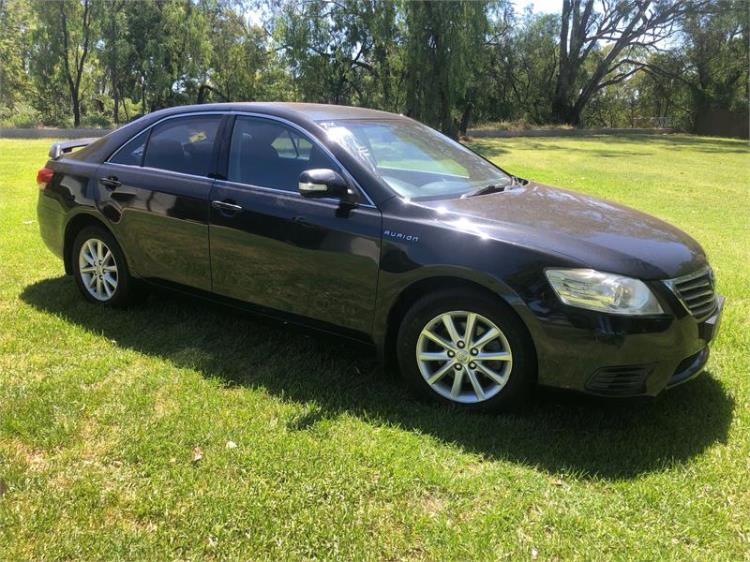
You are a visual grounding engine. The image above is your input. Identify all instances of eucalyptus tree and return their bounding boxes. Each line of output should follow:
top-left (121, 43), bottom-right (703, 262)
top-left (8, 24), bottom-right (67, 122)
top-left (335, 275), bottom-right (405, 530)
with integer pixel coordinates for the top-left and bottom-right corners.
top-left (32, 0), bottom-right (95, 126)
top-left (0, 0), bottom-right (33, 111)
top-left (679, 0), bottom-right (748, 117)
top-left (204, 6), bottom-right (268, 102)
top-left (403, 0), bottom-right (490, 137)
top-left (552, 0), bottom-right (696, 125)
top-left (96, 0), bottom-right (129, 123)
top-left (122, 0), bottom-right (212, 113)
top-left (626, 0), bottom-right (748, 129)
top-left (484, 9), bottom-right (559, 124)
top-left (270, 0), bottom-right (400, 108)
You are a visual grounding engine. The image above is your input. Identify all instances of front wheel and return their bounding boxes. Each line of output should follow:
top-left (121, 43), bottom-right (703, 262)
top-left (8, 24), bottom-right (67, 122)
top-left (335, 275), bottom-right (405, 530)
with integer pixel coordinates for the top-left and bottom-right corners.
top-left (397, 290), bottom-right (536, 413)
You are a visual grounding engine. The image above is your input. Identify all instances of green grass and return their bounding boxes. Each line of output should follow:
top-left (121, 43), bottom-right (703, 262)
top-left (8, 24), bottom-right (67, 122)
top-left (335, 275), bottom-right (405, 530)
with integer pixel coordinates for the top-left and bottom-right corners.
top-left (1, 134), bottom-right (748, 560)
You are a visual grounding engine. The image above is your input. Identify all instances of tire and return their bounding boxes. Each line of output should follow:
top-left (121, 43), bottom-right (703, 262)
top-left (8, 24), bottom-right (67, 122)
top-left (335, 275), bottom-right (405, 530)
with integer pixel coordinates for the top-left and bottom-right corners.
top-left (396, 289), bottom-right (536, 413)
top-left (72, 226), bottom-right (136, 307)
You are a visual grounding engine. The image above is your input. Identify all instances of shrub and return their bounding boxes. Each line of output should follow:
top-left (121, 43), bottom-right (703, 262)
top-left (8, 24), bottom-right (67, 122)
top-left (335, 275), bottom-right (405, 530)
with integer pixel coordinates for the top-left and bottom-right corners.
top-left (0, 103), bottom-right (43, 128)
top-left (81, 112), bottom-right (113, 128)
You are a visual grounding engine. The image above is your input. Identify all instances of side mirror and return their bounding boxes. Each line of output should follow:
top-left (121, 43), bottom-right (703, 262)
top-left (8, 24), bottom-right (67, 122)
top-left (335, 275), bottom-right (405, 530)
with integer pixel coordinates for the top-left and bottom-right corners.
top-left (298, 168), bottom-right (354, 200)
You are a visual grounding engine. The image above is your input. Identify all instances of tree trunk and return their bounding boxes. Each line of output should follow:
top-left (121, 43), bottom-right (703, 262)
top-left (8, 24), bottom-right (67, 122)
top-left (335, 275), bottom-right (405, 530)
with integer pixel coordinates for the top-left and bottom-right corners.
top-left (120, 86), bottom-right (129, 121)
top-left (551, 96), bottom-right (581, 125)
top-left (141, 77), bottom-right (147, 114)
top-left (113, 89), bottom-right (120, 125)
top-left (459, 101), bottom-right (474, 136)
top-left (552, 0), bottom-right (573, 124)
top-left (71, 88), bottom-right (81, 127)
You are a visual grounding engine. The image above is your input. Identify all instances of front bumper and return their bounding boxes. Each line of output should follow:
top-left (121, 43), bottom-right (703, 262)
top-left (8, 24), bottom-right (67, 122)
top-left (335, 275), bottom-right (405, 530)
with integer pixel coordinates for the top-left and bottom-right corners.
top-left (665, 295), bottom-right (724, 389)
top-left (532, 294), bottom-right (725, 397)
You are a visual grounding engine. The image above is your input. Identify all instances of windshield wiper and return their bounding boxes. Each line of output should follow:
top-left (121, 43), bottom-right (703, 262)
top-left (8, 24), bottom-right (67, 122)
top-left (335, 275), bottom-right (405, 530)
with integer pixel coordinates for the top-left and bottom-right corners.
top-left (461, 183), bottom-right (508, 198)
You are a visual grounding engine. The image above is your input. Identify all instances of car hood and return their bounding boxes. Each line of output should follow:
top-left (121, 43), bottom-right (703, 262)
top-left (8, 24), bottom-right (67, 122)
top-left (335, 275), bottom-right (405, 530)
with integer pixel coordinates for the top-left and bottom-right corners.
top-left (418, 182), bottom-right (707, 280)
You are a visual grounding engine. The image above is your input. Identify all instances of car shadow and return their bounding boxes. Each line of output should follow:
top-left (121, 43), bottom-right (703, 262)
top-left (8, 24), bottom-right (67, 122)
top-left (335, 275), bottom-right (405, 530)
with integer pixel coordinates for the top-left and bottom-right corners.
top-left (21, 276), bottom-right (734, 480)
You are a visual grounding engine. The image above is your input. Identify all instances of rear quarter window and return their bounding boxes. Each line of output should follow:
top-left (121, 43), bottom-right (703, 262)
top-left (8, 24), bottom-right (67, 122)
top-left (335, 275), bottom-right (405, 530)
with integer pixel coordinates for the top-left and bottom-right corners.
top-left (110, 130), bottom-right (148, 166)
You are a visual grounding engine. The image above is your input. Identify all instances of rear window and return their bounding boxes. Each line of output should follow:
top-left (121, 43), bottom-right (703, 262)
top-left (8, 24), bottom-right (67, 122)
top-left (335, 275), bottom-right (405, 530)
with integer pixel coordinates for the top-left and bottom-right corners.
top-left (142, 116), bottom-right (221, 176)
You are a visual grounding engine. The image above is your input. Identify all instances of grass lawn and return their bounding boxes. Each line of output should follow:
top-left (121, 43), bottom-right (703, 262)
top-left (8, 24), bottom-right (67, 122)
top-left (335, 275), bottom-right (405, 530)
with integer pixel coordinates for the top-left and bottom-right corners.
top-left (1, 134), bottom-right (748, 560)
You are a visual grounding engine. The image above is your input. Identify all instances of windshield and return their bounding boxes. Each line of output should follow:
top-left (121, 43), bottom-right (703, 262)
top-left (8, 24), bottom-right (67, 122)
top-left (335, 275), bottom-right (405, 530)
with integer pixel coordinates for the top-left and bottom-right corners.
top-left (317, 119), bottom-right (511, 200)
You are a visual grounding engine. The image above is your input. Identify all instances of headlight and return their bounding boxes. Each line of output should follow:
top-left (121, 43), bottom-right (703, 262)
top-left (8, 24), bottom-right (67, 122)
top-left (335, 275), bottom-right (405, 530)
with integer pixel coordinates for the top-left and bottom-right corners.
top-left (545, 269), bottom-right (664, 315)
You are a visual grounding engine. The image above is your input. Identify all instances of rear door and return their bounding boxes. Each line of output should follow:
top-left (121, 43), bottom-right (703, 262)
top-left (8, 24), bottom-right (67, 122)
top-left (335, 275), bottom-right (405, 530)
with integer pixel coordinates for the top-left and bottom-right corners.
top-left (208, 115), bottom-right (381, 334)
top-left (97, 114), bottom-right (223, 290)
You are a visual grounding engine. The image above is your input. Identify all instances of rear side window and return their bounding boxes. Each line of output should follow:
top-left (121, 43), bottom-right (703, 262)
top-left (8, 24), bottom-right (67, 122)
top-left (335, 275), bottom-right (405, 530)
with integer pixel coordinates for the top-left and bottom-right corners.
top-left (110, 130), bottom-right (148, 166)
top-left (228, 117), bottom-right (337, 191)
top-left (143, 116), bottom-right (221, 176)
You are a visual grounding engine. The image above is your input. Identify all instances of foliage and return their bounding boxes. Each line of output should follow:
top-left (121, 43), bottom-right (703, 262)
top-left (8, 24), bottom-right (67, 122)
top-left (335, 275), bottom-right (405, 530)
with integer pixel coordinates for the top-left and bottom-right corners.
top-left (0, 0), bottom-right (33, 109)
top-left (0, 101), bottom-right (42, 128)
top-left (31, 0), bottom-right (95, 127)
top-left (0, 0), bottom-right (746, 134)
top-left (403, 0), bottom-right (489, 136)
top-left (478, 9), bottom-right (559, 125)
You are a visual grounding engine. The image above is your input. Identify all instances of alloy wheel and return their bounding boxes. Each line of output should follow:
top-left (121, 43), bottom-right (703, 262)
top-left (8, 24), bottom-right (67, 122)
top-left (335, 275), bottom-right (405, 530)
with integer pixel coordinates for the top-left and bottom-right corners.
top-left (416, 310), bottom-right (513, 404)
top-left (78, 238), bottom-right (118, 301)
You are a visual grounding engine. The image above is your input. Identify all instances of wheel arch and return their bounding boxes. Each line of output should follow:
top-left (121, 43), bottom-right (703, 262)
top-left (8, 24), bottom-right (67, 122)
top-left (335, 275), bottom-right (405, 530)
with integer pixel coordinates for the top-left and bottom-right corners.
top-left (63, 213), bottom-right (118, 275)
top-left (379, 273), bottom-right (538, 374)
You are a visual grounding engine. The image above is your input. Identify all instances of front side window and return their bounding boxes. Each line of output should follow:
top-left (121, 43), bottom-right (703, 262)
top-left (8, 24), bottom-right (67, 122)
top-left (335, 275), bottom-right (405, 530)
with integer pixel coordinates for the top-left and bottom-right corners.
top-left (228, 117), bottom-right (336, 191)
top-left (318, 119), bottom-right (511, 200)
top-left (142, 115), bottom-right (221, 176)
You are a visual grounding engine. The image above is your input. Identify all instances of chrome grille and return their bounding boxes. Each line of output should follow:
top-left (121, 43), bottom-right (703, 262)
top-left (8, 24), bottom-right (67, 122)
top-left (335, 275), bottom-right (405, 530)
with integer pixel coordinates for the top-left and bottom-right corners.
top-left (665, 267), bottom-right (717, 320)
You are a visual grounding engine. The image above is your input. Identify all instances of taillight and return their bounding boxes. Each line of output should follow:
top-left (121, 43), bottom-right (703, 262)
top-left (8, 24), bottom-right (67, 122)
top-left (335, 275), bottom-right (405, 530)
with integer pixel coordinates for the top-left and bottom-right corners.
top-left (37, 167), bottom-right (54, 191)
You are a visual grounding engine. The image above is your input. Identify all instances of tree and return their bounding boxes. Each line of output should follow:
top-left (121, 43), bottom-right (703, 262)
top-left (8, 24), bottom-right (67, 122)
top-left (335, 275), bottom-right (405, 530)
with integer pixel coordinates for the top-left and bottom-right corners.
top-left (0, 0), bottom-right (33, 110)
top-left (122, 0), bottom-right (212, 113)
top-left (205, 8), bottom-right (266, 102)
top-left (356, 0), bottom-right (402, 111)
top-left (403, 0), bottom-right (489, 137)
top-left (271, 0), bottom-right (401, 107)
top-left (33, 0), bottom-right (95, 127)
top-left (96, 0), bottom-right (129, 124)
top-left (498, 10), bottom-right (559, 124)
top-left (552, 0), bottom-right (694, 125)
top-left (627, 0), bottom-right (748, 131)
top-left (680, 0), bottom-right (748, 116)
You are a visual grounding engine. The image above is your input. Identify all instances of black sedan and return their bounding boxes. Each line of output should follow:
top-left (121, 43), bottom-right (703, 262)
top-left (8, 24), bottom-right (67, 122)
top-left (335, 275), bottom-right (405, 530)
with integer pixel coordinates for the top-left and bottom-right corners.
top-left (36, 103), bottom-right (724, 412)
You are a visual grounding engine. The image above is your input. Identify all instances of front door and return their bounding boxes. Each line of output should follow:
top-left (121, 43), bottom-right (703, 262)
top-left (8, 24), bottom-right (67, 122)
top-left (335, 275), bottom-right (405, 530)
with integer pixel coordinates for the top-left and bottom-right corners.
top-left (208, 115), bottom-right (381, 334)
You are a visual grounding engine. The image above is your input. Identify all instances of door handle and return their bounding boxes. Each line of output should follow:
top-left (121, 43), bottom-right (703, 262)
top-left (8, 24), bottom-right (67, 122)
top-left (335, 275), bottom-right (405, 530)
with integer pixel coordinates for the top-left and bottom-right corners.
top-left (211, 200), bottom-right (243, 213)
top-left (111, 190), bottom-right (136, 201)
top-left (100, 176), bottom-right (121, 189)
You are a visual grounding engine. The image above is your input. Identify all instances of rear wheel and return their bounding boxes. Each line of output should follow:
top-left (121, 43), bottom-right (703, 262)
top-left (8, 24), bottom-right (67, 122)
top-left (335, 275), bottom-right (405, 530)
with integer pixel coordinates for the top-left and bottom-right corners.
top-left (397, 290), bottom-right (535, 413)
top-left (72, 226), bottom-right (135, 307)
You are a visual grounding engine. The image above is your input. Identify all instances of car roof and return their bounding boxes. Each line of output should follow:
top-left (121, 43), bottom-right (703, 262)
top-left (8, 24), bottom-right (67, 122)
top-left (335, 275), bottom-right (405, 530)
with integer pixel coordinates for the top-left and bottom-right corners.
top-left (149, 102), bottom-right (403, 124)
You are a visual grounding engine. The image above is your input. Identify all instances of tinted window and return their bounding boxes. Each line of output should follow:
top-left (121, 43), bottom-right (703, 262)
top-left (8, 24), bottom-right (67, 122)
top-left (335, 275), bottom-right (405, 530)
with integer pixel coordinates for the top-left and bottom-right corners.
top-left (111, 130), bottom-right (148, 166)
top-left (318, 119), bottom-right (510, 200)
top-left (143, 116), bottom-right (221, 176)
top-left (228, 117), bottom-right (336, 191)
top-left (271, 130), bottom-right (313, 160)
